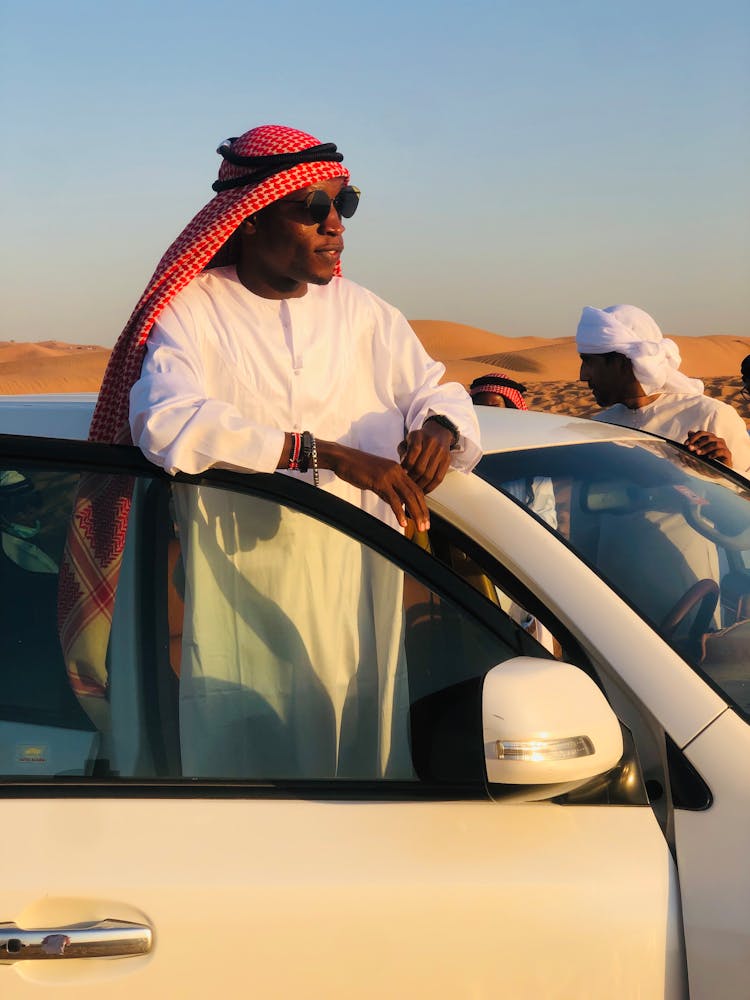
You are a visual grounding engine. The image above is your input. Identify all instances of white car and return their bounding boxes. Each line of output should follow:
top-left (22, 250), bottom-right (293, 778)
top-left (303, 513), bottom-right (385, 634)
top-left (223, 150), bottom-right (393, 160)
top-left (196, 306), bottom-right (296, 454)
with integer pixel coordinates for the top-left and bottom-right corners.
top-left (0, 394), bottom-right (748, 998)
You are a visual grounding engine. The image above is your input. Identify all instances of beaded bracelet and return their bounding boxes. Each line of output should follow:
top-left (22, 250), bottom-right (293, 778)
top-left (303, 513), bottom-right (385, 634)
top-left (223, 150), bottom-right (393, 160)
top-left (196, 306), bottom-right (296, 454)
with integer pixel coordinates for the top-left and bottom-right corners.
top-left (299, 431), bottom-right (320, 487)
top-left (287, 432), bottom-right (302, 470)
top-left (310, 435), bottom-right (319, 488)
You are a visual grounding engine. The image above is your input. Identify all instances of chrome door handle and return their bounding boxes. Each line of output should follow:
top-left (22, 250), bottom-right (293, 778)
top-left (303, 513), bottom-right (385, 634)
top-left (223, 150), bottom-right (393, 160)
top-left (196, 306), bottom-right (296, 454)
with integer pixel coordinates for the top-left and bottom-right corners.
top-left (0, 918), bottom-right (152, 961)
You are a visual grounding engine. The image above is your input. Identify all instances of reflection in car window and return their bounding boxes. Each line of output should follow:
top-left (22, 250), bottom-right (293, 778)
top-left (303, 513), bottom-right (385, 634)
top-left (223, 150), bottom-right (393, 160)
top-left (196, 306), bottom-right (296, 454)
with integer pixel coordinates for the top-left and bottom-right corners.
top-left (0, 467), bottom-right (97, 775)
top-left (171, 483), bottom-right (417, 780)
top-left (0, 465), bottom-right (530, 787)
top-left (423, 520), bottom-right (564, 660)
top-left (164, 483), bottom-right (530, 783)
top-left (477, 441), bottom-right (750, 718)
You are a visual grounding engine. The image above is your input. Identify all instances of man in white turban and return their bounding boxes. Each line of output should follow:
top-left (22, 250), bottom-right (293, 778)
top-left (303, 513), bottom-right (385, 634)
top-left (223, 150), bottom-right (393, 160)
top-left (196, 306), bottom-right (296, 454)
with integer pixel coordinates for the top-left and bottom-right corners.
top-left (576, 304), bottom-right (750, 475)
top-left (576, 304), bottom-right (750, 634)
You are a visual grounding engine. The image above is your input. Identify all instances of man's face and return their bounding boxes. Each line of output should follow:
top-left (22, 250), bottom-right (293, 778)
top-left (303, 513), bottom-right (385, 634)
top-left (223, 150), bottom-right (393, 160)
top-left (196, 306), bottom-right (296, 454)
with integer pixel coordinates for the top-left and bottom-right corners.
top-left (239, 177), bottom-right (348, 297)
top-left (579, 353), bottom-right (632, 407)
top-left (472, 392), bottom-right (509, 408)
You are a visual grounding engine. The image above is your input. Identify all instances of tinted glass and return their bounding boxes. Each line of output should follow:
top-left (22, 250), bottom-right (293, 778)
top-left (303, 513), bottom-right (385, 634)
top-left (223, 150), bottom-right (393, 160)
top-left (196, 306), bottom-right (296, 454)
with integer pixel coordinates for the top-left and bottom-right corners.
top-left (0, 466), bottom-right (95, 774)
top-left (0, 467), bottom-right (526, 786)
top-left (477, 441), bottom-right (750, 717)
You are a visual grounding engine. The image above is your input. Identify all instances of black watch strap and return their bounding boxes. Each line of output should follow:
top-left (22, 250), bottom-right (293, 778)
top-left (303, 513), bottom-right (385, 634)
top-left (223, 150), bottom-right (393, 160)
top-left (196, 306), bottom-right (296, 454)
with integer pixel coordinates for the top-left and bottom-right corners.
top-left (425, 414), bottom-right (460, 449)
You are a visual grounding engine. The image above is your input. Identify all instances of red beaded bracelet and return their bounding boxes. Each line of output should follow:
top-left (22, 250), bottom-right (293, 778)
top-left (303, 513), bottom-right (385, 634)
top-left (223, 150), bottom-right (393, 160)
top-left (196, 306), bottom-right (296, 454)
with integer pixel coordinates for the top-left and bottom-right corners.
top-left (287, 432), bottom-right (302, 470)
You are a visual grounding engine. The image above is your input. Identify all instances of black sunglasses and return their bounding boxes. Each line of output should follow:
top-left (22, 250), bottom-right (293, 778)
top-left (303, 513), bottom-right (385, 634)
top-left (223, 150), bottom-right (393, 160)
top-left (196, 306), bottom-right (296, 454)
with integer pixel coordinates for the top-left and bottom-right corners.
top-left (282, 185), bottom-right (360, 224)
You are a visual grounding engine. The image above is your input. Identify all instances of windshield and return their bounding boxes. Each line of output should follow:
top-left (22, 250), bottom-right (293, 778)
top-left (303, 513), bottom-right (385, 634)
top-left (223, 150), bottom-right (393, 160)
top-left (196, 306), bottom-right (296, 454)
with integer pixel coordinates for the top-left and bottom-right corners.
top-left (477, 440), bottom-right (750, 718)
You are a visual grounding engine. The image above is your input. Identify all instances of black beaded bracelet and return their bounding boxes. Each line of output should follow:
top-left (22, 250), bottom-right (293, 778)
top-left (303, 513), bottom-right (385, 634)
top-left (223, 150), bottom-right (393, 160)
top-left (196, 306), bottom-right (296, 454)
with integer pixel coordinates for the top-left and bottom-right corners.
top-left (299, 431), bottom-right (313, 473)
top-left (298, 431), bottom-right (320, 487)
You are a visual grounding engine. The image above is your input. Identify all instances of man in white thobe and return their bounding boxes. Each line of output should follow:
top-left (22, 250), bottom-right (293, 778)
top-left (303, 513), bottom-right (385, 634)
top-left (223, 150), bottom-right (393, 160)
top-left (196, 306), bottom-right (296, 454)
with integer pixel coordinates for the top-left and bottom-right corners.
top-left (577, 304), bottom-right (750, 475)
top-left (576, 303), bottom-right (749, 631)
top-left (127, 125), bottom-right (481, 779)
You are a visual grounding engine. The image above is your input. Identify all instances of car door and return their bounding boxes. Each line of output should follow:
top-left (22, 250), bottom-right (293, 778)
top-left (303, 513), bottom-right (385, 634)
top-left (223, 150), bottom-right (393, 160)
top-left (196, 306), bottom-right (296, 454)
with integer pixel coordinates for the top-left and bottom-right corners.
top-left (0, 435), bottom-right (686, 998)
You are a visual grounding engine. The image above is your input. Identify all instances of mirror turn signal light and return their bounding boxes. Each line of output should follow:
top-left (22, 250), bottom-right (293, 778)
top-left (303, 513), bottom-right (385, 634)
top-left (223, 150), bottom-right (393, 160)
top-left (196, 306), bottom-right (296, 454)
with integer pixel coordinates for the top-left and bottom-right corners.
top-left (492, 736), bottom-right (594, 762)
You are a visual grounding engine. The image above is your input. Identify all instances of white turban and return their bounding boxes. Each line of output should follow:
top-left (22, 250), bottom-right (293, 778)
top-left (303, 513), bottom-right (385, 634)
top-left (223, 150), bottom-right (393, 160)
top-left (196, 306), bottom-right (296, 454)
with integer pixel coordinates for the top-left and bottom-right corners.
top-left (576, 304), bottom-right (703, 397)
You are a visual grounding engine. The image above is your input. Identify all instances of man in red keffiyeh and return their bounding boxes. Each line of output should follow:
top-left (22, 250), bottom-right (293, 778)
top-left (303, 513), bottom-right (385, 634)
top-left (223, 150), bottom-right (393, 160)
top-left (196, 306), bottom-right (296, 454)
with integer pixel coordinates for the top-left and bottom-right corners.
top-left (469, 373), bottom-right (529, 411)
top-left (60, 124), bottom-right (480, 774)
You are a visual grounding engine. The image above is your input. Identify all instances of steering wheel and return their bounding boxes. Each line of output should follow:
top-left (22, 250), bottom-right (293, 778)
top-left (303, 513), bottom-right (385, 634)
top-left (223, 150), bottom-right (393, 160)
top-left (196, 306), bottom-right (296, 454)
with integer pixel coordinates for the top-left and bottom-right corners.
top-left (660, 578), bottom-right (719, 642)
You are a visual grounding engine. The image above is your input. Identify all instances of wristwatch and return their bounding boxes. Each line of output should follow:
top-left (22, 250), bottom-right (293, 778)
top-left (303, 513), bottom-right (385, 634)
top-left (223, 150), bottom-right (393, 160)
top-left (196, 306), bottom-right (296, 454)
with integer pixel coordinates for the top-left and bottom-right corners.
top-left (424, 414), bottom-right (460, 450)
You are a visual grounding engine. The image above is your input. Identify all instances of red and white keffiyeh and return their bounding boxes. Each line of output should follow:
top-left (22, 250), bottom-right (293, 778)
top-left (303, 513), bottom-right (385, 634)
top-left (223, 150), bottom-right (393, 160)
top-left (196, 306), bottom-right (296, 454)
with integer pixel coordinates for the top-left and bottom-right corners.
top-left (469, 373), bottom-right (528, 410)
top-left (93, 125), bottom-right (351, 444)
top-left (59, 125), bottom-right (351, 707)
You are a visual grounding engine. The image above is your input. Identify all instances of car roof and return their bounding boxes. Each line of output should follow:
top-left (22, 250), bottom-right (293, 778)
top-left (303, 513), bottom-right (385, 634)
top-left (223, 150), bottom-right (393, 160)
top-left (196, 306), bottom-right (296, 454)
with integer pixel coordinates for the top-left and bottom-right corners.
top-left (476, 406), bottom-right (648, 453)
top-left (0, 393), bottom-right (97, 440)
top-left (0, 392), bottom-right (651, 451)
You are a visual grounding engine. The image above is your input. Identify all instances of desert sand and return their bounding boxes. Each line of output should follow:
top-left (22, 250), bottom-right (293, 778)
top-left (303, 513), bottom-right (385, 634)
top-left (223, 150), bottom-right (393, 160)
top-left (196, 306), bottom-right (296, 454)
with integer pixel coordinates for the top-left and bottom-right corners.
top-left (0, 324), bottom-right (749, 425)
top-left (410, 320), bottom-right (750, 425)
top-left (0, 342), bottom-right (111, 396)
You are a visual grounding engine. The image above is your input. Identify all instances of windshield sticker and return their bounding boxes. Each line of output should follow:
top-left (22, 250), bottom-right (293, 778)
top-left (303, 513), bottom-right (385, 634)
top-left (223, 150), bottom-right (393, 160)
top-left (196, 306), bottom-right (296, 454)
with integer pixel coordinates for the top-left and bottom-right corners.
top-left (15, 744), bottom-right (48, 764)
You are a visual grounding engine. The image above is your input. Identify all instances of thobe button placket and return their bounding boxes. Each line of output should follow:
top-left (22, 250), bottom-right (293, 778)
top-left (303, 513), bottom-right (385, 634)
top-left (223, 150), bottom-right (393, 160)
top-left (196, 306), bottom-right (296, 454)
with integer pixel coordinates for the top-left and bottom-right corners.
top-left (291, 353), bottom-right (303, 432)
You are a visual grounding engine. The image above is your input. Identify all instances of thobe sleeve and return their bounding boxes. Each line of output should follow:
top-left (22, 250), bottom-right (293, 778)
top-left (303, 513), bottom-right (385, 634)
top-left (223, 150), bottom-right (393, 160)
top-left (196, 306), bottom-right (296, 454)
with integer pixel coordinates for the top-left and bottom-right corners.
top-left (530, 477), bottom-right (558, 529)
top-left (129, 311), bottom-right (285, 476)
top-left (380, 305), bottom-right (482, 473)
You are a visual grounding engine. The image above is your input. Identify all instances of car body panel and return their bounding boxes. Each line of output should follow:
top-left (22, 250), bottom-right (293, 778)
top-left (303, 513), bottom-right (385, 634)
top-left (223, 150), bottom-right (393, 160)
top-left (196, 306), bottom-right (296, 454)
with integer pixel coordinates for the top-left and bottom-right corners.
top-left (0, 395), bottom-right (96, 439)
top-left (0, 394), bottom-right (747, 995)
top-left (2, 799), bottom-right (684, 997)
top-left (0, 395), bottom-right (639, 450)
top-left (474, 406), bottom-right (652, 453)
top-left (675, 709), bottom-right (750, 999)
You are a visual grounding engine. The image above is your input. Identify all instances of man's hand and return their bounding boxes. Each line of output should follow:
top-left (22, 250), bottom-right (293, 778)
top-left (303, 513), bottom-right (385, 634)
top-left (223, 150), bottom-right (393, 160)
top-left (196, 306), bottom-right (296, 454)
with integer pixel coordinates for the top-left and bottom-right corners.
top-left (397, 422), bottom-right (453, 493)
top-left (685, 429), bottom-right (733, 468)
top-left (322, 441), bottom-right (431, 531)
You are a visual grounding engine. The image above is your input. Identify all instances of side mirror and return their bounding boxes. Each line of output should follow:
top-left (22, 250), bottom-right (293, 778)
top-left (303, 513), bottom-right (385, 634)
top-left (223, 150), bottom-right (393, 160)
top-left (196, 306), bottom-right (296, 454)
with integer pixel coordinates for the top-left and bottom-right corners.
top-left (483, 657), bottom-right (623, 801)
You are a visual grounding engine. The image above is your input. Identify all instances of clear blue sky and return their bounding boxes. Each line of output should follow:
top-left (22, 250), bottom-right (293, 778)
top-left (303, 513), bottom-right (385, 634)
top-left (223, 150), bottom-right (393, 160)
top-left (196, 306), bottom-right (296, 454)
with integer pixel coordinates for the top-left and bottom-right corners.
top-left (1, 0), bottom-right (748, 345)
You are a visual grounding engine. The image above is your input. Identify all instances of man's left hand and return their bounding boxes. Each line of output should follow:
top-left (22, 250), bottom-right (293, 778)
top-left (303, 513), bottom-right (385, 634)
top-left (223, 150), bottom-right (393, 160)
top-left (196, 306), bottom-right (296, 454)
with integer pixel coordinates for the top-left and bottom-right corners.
top-left (685, 430), bottom-right (733, 467)
top-left (398, 422), bottom-right (453, 493)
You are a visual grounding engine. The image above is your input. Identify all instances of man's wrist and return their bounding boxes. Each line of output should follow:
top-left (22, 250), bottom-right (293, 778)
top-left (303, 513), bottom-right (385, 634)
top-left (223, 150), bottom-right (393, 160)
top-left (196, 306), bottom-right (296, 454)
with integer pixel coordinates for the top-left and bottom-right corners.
top-left (424, 414), bottom-right (460, 449)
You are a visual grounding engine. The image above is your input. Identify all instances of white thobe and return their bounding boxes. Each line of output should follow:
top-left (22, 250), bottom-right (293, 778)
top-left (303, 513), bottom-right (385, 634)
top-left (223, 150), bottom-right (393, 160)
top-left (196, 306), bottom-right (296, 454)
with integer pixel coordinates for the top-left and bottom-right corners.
top-left (594, 392), bottom-right (750, 477)
top-left (592, 392), bottom-right (750, 631)
top-left (129, 267), bottom-right (481, 779)
top-left (503, 478), bottom-right (557, 652)
top-left (504, 477), bottom-right (557, 530)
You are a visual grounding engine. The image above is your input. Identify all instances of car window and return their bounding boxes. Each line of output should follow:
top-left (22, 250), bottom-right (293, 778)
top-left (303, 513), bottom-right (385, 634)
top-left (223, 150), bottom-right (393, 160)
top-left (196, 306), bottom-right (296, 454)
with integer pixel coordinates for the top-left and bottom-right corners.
top-left (0, 466), bottom-right (95, 773)
top-left (420, 514), bottom-right (567, 662)
top-left (0, 462), bottom-right (535, 789)
top-left (477, 440), bottom-right (750, 719)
